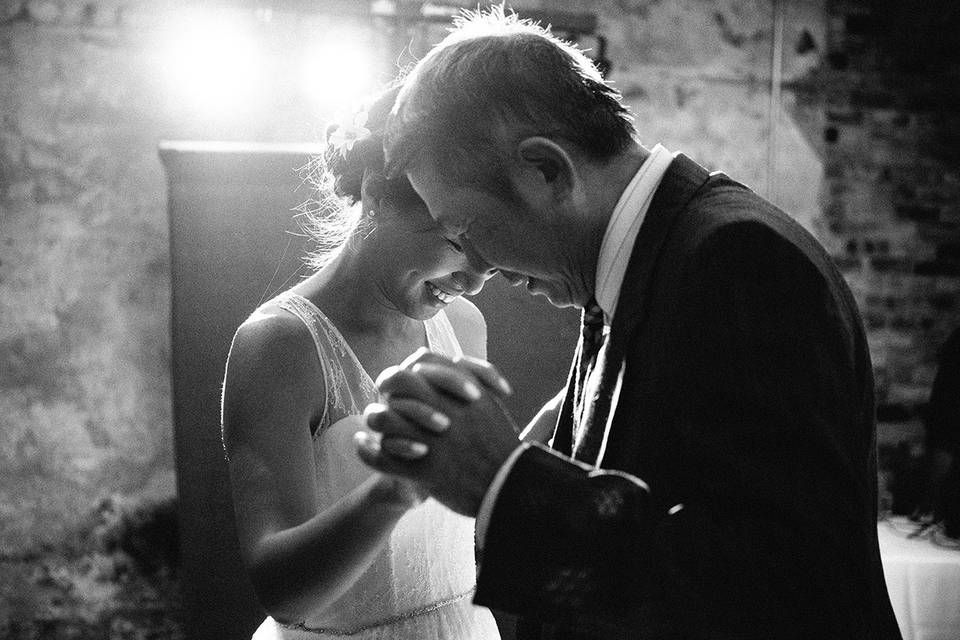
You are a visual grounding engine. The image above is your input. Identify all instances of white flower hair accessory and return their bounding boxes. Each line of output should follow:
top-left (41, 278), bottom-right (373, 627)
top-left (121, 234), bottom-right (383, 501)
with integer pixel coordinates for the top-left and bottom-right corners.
top-left (328, 111), bottom-right (372, 159)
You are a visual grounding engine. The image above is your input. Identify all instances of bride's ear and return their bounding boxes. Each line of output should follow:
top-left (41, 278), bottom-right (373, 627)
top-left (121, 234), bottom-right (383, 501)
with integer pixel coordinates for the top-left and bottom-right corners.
top-left (511, 137), bottom-right (576, 204)
top-left (360, 169), bottom-right (387, 213)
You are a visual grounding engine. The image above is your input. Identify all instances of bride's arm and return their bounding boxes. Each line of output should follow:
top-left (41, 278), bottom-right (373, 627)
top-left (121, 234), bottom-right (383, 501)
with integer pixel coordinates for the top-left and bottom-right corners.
top-left (221, 310), bottom-right (418, 624)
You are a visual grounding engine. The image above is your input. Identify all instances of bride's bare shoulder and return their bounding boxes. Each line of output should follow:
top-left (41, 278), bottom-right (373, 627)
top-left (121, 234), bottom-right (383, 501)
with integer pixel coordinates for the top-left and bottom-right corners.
top-left (224, 302), bottom-right (324, 415)
top-left (230, 302), bottom-right (314, 366)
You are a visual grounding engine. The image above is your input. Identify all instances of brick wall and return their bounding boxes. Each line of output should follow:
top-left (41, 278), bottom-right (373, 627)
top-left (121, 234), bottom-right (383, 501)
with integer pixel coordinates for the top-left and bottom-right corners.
top-left (783, 0), bottom-right (960, 430)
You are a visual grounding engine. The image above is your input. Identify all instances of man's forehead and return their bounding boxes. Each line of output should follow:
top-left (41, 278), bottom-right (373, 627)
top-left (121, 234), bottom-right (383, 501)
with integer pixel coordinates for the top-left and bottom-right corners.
top-left (408, 163), bottom-right (498, 234)
top-left (409, 166), bottom-right (467, 206)
top-left (433, 209), bottom-right (469, 236)
top-left (407, 159), bottom-right (452, 193)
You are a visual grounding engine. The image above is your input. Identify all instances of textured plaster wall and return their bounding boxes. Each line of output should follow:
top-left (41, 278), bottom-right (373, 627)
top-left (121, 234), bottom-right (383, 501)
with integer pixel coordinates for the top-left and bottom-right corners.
top-left (1, 0), bottom-right (958, 636)
top-left (1, 2), bottom-right (180, 635)
top-left (1, 23), bottom-right (172, 555)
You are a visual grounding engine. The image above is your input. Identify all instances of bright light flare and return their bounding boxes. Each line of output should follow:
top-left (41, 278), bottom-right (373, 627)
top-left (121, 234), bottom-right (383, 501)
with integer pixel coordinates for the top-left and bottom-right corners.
top-left (302, 37), bottom-right (378, 110)
top-left (163, 12), bottom-right (264, 116)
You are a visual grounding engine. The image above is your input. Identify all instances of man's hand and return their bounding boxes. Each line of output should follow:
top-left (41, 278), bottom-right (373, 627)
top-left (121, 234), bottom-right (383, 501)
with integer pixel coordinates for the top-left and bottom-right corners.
top-left (356, 349), bottom-right (520, 517)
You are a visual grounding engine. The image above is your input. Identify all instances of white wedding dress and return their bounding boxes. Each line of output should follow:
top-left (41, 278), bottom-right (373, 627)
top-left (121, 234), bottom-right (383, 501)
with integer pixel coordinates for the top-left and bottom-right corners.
top-left (251, 291), bottom-right (501, 640)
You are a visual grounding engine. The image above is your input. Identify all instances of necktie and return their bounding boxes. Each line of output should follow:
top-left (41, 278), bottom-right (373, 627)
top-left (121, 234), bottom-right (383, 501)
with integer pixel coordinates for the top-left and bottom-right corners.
top-left (574, 298), bottom-right (605, 425)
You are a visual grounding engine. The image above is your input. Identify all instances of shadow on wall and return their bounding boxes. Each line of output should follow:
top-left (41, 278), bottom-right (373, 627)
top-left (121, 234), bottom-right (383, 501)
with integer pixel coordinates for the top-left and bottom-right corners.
top-left (0, 495), bottom-right (183, 640)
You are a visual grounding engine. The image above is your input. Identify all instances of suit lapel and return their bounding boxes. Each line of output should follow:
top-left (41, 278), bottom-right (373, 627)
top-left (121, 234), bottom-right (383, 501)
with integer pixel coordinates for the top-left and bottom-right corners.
top-left (551, 341), bottom-right (580, 456)
top-left (572, 154), bottom-right (711, 466)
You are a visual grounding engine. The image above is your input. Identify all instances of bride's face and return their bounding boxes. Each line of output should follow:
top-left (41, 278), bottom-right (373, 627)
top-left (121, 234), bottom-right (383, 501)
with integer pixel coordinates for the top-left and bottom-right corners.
top-left (365, 198), bottom-right (491, 320)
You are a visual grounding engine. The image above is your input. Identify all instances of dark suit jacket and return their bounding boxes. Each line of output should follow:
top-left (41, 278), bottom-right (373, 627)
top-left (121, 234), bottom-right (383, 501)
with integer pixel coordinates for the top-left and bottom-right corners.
top-left (474, 155), bottom-right (902, 639)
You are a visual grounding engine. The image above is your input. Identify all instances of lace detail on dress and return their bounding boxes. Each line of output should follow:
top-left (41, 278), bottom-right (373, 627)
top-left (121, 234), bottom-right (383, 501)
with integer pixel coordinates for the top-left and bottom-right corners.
top-left (275, 292), bottom-right (378, 430)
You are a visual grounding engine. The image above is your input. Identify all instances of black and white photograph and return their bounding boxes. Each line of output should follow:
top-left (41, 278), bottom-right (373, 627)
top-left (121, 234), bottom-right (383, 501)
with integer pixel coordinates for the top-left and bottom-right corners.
top-left (1, 1), bottom-right (958, 638)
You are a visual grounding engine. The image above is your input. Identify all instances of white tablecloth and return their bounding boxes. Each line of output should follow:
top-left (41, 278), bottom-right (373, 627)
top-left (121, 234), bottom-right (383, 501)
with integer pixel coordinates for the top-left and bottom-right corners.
top-left (879, 518), bottom-right (960, 640)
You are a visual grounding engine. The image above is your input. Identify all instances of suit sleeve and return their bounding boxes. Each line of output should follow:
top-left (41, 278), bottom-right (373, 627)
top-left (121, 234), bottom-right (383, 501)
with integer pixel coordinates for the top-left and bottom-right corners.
top-left (475, 443), bottom-right (658, 636)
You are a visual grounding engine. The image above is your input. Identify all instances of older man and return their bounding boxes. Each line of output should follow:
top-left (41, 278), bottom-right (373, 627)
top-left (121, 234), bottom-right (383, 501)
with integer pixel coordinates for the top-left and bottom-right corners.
top-left (358, 8), bottom-right (901, 640)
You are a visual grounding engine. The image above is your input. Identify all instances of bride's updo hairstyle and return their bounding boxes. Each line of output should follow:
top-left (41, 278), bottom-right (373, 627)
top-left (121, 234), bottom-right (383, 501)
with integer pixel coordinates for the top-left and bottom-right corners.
top-left (300, 83), bottom-right (421, 269)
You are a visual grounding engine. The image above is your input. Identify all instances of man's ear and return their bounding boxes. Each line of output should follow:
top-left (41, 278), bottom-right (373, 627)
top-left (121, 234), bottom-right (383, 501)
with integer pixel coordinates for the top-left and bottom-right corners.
top-left (513, 137), bottom-right (576, 203)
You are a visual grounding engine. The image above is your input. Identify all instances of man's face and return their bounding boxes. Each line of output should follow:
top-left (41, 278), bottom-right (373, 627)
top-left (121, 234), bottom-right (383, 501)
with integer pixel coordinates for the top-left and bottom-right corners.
top-left (406, 160), bottom-right (583, 308)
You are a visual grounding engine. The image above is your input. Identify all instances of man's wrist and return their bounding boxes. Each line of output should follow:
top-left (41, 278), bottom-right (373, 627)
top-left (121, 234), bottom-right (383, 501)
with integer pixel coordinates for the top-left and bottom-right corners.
top-left (475, 442), bottom-right (530, 550)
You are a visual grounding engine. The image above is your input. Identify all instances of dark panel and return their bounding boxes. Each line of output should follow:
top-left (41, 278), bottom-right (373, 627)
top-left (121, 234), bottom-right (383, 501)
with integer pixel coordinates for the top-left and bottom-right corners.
top-left (161, 142), bottom-right (317, 640)
top-left (473, 278), bottom-right (580, 426)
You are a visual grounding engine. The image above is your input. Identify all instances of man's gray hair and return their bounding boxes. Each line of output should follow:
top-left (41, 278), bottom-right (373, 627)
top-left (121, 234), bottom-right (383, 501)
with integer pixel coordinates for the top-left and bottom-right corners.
top-left (384, 5), bottom-right (635, 194)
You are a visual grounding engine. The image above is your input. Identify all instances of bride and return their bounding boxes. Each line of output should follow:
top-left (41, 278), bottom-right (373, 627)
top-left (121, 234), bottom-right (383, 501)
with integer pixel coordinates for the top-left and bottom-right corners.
top-left (220, 84), bottom-right (501, 639)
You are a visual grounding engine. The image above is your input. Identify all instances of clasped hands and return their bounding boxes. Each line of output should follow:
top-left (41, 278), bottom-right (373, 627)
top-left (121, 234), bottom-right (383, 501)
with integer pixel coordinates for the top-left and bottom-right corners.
top-left (356, 348), bottom-right (520, 517)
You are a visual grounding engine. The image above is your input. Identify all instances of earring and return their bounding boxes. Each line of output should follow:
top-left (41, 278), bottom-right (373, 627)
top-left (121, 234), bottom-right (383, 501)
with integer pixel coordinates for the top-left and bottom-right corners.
top-left (366, 209), bottom-right (377, 218)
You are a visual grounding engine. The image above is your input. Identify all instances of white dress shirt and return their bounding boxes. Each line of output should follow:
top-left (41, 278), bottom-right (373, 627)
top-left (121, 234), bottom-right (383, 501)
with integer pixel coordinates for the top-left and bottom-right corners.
top-left (475, 144), bottom-right (676, 547)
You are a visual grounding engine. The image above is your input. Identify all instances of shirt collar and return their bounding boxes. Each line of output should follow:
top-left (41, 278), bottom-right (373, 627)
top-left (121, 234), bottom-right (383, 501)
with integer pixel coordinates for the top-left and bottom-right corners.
top-left (594, 144), bottom-right (675, 322)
